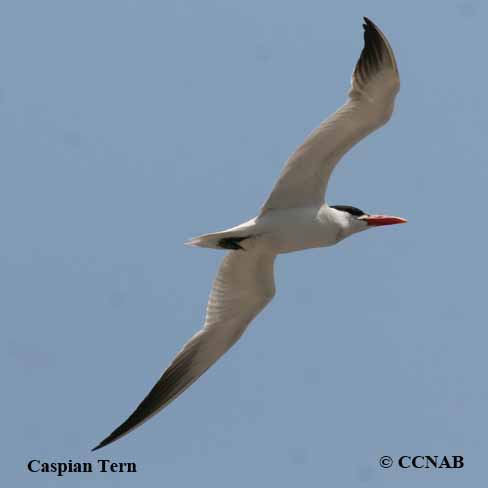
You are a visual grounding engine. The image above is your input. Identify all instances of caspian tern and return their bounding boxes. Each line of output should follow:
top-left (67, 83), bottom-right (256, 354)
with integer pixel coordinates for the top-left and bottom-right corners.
top-left (93, 17), bottom-right (405, 451)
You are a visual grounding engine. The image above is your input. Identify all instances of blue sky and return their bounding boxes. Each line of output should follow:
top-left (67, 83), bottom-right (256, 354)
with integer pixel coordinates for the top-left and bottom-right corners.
top-left (2, 0), bottom-right (486, 486)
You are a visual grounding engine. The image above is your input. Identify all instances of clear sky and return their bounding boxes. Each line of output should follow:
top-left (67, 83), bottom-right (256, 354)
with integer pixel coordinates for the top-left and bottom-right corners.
top-left (2, 0), bottom-right (486, 486)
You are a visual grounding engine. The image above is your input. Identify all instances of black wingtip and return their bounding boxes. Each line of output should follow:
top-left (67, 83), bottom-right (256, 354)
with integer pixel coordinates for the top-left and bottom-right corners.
top-left (91, 435), bottom-right (114, 452)
top-left (362, 17), bottom-right (377, 32)
top-left (91, 443), bottom-right (103, 452)
top-left (91, 433), bottom-right (118, 452)
top-left (353, 15), bottom-right (386, 83)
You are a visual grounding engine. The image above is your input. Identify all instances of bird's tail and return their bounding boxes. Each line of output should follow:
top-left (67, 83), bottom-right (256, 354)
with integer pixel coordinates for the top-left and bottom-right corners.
top-left (185, 231), bottom-right (225, 249)
top-left (186, 229), bottom-right (253, 250)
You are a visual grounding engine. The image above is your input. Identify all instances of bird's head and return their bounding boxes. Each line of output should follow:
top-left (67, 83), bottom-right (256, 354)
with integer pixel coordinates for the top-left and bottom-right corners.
top-left (330, 205), bottom-right (407, 239)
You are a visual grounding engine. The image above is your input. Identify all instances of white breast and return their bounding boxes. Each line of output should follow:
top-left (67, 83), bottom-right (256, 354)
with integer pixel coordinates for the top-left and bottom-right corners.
top-left (254, 206), bottom-right (342, 254)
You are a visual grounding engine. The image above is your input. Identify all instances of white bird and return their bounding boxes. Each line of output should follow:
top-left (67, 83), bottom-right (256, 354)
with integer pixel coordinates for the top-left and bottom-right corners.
top-left (93, 17), bottom-right (405, 451)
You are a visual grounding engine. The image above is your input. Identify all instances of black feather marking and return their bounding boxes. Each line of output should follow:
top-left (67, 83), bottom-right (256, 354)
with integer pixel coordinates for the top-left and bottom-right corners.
top-left (354, 17), bottom-right (387, 83)
top-left (218, 236), bottom-right (251, 250)
top-left (330, 205), bottom-right (366, 217)
top-left (92, 344), bottom-right (197, 451)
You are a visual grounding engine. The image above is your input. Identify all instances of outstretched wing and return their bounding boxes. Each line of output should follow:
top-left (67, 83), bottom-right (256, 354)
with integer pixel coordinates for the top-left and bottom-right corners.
top-left (93, 250), bottom-right (276, 451)
top-left (260, 17), bottom-right (400, 214)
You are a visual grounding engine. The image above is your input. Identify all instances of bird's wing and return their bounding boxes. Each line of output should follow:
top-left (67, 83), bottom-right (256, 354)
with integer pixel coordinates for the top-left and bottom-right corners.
top-left (93, 250), bottom-right (276, 451)
top-left (260, 17), bottom-right (400, 215)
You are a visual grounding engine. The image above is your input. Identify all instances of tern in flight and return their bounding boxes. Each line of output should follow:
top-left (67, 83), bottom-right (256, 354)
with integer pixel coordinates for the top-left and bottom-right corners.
top-left (93, 17), bottom-right (405, 451)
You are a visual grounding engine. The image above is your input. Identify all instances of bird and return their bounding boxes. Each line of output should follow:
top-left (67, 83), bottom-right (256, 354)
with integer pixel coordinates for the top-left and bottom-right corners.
top-left (93, 17), bottom-right (405, 451)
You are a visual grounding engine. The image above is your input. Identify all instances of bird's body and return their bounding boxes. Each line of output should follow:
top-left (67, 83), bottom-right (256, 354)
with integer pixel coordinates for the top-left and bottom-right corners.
top-left (189, 205), bottom-right (355, 254)
top-left (258, 205), bottom-right (346, 252)
top-left (93, 17), bottom-right (406, 451)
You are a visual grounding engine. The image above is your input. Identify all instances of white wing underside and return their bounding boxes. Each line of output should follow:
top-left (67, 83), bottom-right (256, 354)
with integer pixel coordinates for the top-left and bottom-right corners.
top-left (93, 251), bottom-right (276, 450)
top-left (260, 18), bottom-right (400, 214)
